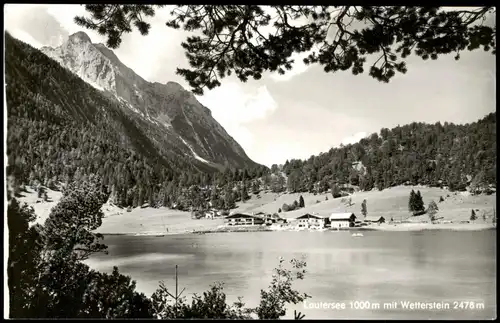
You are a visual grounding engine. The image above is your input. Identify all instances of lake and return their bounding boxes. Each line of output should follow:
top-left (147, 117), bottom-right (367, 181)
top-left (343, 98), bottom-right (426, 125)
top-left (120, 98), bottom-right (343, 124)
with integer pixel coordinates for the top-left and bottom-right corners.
top-left (86, 230), bottom-right (496, 320)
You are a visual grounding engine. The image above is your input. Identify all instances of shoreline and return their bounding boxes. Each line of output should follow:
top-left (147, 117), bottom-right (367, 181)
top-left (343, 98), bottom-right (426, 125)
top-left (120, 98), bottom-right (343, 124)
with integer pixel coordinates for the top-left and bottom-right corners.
top-left (21, 185), bottom-right (496, 237)
top-left (98, 223), bottom-right (496, 236)
top-left (357, 222), bottom-right (496, 232)
top-left (99, 225), bottom-right (274, 236)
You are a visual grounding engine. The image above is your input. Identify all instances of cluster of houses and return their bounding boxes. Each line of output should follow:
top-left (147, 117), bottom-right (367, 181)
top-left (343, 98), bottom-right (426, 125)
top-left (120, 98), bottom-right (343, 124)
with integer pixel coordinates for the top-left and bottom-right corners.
top-left (222, 211), bottom-right (385, 230)
top-left (203, 209), bottom-right (226, 219)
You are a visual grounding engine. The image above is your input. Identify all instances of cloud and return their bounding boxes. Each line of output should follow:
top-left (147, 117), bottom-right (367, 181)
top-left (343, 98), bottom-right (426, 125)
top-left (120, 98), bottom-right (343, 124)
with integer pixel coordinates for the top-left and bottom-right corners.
top-left (5, 4), bottom-right (186, 85)
top-left (5, 28), bottom-right (44, 49)
top-left (196, 83), bottom-right (278, 150)
top-left (269, 50), bottom-right (314, 82)
top-left (105, 6), bottom-right (187, 84)
top-left (4, 4), bottom-right (67, 48)
top-left (341, 132), bottom-right (367, 146)
top-left (41, 5), bottom-right (182, 83)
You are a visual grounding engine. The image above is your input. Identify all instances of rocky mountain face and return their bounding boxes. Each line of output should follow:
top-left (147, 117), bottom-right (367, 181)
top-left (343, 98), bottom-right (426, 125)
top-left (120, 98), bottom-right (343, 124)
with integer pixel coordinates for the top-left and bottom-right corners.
top-left (40, 31), bottom-right (258, 170)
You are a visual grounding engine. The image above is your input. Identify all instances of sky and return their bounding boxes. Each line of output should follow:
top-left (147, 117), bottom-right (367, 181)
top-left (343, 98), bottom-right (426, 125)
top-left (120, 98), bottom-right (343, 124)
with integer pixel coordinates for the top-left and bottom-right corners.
top-left (4, 5), bottom-right (496, 167)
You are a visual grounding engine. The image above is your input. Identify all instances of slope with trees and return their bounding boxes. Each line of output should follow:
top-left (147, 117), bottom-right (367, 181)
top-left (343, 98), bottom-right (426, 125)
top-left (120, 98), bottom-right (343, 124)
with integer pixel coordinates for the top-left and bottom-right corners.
top-left (280, 114), bottom-right (496, 195)
top-left (7, 178), bottom-right (309, 319)
top-left (65, 5), bottom-right (496, 204)
top-left (7, 6), bottom-right (497, 215)
top-left (5, 32), bottom-right (269, 211)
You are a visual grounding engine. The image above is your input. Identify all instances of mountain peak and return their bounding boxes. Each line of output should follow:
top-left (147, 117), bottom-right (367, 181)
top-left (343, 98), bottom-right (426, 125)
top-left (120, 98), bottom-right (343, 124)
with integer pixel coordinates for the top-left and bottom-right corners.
top-left (68, 31), bottom-right (92, 44)
top-left (165, 81), bottom-right (186, 92)
top-left (94, 43), bottom-right (121, 65)
top-left (9, 33), bottom-right (260, 172)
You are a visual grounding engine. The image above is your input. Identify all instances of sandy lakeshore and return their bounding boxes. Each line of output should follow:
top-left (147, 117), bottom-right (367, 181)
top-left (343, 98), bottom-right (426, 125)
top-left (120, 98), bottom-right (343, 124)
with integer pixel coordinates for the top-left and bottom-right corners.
top-left (18, 185), bottom-right (497, 236)
top-left (94, 209), bottom-right (496, 235)
top-left (360, 222), bottom-right (496, 232)
top-left (96, 207), bottom-right (224, 235)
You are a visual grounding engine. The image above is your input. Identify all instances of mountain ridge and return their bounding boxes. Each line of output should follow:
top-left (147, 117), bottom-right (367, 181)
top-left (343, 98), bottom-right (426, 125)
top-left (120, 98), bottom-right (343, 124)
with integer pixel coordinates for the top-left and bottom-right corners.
top-left (5, 31), bottom-right (269, 210)
top-left (40, 31), bottom-right (258, 170)
top-left (6, 31), bottom-right (495, 213)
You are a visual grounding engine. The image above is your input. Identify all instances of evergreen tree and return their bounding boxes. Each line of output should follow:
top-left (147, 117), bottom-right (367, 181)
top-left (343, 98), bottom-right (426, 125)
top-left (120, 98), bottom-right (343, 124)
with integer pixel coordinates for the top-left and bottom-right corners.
top-left (263, 175), bottom-right (272, 190)
top-left (470, 209), bottom-right (477, 222)
top-left (408, 190), bottom-right (416, 212)
top-left (162, 189), bottom-right (170, 207)
top-left (299, 195), bottom-right (305, 208)
top-left (148, 189), bottom-right (155, 207)
top-left (37, 186), bottom-right (45, 199)
top-left (470, 170), bottom-right (487, 195)
top-left (415, 190), bottom-right (425, 212)
top-left (132, 192), bottom-right (139, 208)
top-left (361, 199), bottom-right (367, 218)
top-left (252, 180), bottom-right (260, 194)
top-left (210, 187), bottom-right (219, 208)
top-left (8, 198), bottom-right (43, 318)
top-left (331, 183), bottom-right (341, 199)
top-left (427, 200), bottom-right (438, 221)
top-left (44, 176), bottom-right (109, 261)
top-left (223, 186), bottom-right (235, 210)
top-left (240, 183), bottom-right (249, 202)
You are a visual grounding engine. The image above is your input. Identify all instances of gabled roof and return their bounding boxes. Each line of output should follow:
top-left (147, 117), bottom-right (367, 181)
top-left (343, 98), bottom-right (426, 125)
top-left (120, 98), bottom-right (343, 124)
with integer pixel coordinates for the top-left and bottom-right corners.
top-left (363, 215), bottom-right (385, 221)
top-left (296, 213), bottom-right (325, 220)
top-left (329, 213), bottom-right (356, 220)
top-left (225, 213), bottom-right (259, 219)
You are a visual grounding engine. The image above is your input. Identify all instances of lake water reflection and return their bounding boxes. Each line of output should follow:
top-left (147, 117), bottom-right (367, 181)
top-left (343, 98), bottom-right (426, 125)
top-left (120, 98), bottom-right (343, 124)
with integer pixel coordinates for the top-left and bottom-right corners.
top-left (86, 230), bottom-right (496, 319)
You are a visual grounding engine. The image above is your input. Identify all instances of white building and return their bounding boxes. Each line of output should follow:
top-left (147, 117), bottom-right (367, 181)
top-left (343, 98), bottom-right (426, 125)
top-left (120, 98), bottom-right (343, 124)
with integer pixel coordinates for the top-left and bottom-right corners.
top-left (295, 213), bottom-right (327, 229)
top-left (329, 213), bottom-right (356, 229)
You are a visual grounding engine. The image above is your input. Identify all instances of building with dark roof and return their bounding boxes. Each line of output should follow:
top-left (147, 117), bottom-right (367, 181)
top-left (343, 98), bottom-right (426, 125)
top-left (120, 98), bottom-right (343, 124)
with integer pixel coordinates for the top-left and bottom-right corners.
top-left (224, 213), bottom-right (265, 226)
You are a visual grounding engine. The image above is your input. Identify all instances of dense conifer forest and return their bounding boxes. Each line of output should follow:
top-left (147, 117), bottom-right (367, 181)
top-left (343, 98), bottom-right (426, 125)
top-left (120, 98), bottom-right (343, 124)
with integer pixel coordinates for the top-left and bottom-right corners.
top-left (281, 113), bottom-right (496, 194)
top-left (5, 32), bottom-right (268, 211)
top-left (6, 32), bottom-right (496, 215)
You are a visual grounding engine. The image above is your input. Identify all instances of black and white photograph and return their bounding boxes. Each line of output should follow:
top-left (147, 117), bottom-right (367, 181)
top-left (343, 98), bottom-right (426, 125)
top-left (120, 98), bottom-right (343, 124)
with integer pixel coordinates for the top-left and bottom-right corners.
top-left (4, 4), bottom-right (496, 320)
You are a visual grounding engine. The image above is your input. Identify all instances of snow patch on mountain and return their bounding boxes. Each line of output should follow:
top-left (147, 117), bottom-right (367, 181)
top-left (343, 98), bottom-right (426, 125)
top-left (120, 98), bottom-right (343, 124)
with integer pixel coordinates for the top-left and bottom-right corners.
top-left (87, 78), bottom-right (105, 92)
top-left (117, 96), bottom-right (140, 115)
top-left (181, 106), bottom-right (205, 149)
top-left (134, 85), bottom-right (142, 99)
top-left (179, 137), bottom-right (210, 164)
top-left (39, 31), bottom-right (259, 169)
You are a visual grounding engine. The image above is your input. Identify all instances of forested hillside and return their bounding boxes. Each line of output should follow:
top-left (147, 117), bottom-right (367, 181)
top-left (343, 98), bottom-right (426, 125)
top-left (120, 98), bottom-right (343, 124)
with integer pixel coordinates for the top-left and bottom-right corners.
top-left (5, 32), bottom-right (268, 210)
top-left (5, 32), bottom-right (495, 213)
top-left (40, 31), bottom-right (260, 170)
top-left (281, 113), bottom-right (496, 194)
